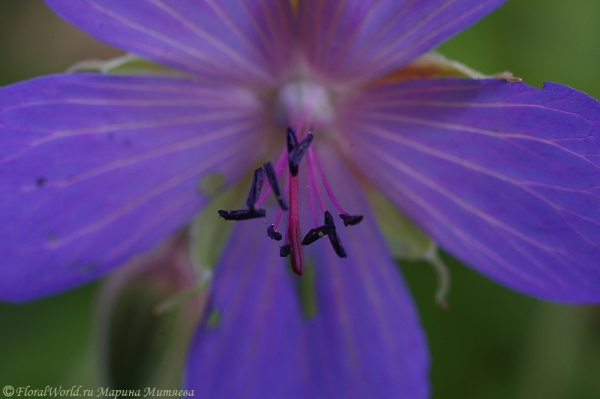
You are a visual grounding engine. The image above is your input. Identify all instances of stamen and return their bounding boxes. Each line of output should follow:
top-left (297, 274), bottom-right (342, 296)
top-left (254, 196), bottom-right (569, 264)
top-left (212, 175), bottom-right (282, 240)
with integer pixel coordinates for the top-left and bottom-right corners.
top-left (324, 211), bottom-right (347, 258)
top-left (256, 147), bottom-right (287, 208)
top-left (311, 147), bottom-right (363, 227)
top-left (267, 224), bottom-right (283, 241)
top-left (287, 126), bottom-right (314, 176)
top-left (301, 225), bottom-right (334, 245)
top-left (340, 213), bottom-right (363, 226)
top-left (307, 147), bottom-right (326, 213)
top-left (218, 209), bottom-right (266, 220)
top-left (306, 159), bottom-right (320, 227)
top-left (279, 244), bottom-right (291, 257)
top-left (246, 167), bottom-right (266, 210)
top-left (288, 133), bottom-right (314, 176)
top-left (219, 167), bottom-right (267, 221)
top-left (287, 127), bottom-right (298, 154)
top-left (265, 170), bottom-right (288, 240)
top-left (263, 161), bottom-right (288, 210)
top-left (274, 172), bottom-right (289, 227)
top-left (219, 126), bottom-right (363, 268)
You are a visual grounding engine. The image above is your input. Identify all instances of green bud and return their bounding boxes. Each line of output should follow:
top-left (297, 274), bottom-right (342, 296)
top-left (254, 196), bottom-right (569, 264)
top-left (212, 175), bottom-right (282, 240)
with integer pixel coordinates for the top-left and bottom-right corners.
top-left (96, 233), bottom-right (204, 392)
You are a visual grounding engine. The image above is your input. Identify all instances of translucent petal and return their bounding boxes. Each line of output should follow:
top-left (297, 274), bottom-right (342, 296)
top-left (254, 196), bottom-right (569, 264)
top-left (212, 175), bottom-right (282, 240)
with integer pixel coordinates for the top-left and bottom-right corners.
top-left (341, 78), bottom-right (600, 303)
top-left (0, 73), bottom-right (261, 301)
top-left (299, 0), bottom-right (505, 84)
top-left (45, 0), bottom-right (295, 85)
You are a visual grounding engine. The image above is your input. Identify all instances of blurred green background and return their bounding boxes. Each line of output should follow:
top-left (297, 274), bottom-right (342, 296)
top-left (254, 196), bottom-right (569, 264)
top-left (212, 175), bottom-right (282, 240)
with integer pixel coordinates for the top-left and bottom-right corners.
top-left (1, 1), bottom-right (600, 398)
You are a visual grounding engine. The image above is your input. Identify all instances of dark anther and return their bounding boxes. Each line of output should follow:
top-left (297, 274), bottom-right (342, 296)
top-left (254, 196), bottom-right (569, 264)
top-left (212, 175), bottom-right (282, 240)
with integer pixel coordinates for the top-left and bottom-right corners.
top-left (324, 211), bottom-right (347, 258)
top-left (246, 167), bottom-right (266, 210)
top-left (279, 244), bottom-right (291, 257)
top-left (287, 127), bottom-right (298, 154)
top-left (267, 224), bottom-right (283, 241)
top-left (301, 225), bottom-right (335, 246)
top-left (218, 209), bottom-right (266, 221)
top-left (292, 134), bottom-right (314, 162)
top-left (288, 133), bottom-right (314, 176)
top-left (286, 127), bottom-right (314, 177)
top-left (340, 213), bottom-right (363, 226)
top-left (328, 229), bottom-right (347, 258)
top-left (263, 162), bottom-right (288, 210)
top-left (324, 210), bottom-right (335, 226)
top-left (219, 167), bottom-right (268, 221)
top-left (36, 176), bottom-right (47, 187)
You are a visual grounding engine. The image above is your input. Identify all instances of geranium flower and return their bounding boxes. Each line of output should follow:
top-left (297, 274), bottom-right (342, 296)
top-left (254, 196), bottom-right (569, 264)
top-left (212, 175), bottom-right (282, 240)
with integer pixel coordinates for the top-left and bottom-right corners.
top-left (1, 1), bottom-right (600, 398)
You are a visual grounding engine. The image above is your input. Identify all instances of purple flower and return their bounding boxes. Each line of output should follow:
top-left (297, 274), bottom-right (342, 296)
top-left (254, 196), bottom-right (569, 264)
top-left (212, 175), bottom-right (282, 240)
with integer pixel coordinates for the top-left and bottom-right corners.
top-left (1, 0), bottom-right (600, 398)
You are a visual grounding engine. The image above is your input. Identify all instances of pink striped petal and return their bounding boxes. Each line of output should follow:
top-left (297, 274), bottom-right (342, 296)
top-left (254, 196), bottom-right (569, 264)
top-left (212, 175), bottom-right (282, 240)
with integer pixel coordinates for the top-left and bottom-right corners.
top-left (299, 0), bottom-right (505, 84)
top-left (45, 0), bottom-right (295, 85)
top-left (0, 73), bottom-right (261, 301)
top-left (340, 78), bottom-right (600, 303)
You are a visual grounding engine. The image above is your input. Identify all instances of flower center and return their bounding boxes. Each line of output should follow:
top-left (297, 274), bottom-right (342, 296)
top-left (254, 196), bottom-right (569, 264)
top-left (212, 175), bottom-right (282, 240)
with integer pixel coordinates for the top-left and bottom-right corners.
top-left (218, 126), bottom-right (363, 276)
top-left (272, 80), bottom-right (336, 128)
top-left (218, 81), bottom-right (362, 276)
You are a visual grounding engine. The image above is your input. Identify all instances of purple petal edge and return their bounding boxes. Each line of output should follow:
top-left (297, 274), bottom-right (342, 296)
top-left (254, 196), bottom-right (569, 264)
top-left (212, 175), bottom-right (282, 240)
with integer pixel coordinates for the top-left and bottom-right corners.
top-left (0, 73), bottom-right (260, 301)
top-left (343, 78), bottom-right (600, 303)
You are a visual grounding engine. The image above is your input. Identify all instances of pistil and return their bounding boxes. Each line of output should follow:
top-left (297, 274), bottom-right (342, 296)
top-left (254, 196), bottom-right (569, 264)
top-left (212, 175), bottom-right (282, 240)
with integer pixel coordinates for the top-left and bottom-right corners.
top-left (287, 172), bottom-right (304, 275)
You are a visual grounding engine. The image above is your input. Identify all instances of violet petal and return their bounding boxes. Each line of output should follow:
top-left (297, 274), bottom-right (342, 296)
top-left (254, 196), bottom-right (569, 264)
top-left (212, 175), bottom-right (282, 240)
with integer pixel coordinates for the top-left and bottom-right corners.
top-left (299, 0), bottom-right (505, 84)
top-left (0, 73), bottom-right (260, 301)
top-left (186, 153), bottom-right (430, 398)
top-left (45, 0), bottom-right (295, 85)
top-left (342, 78), bottom-right (600, 303)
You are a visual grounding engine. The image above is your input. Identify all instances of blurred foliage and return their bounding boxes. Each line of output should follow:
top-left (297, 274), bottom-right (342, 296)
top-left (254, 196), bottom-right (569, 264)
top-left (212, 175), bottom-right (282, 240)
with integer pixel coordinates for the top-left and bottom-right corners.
top-left (1, 1), bottom-right (600, 398)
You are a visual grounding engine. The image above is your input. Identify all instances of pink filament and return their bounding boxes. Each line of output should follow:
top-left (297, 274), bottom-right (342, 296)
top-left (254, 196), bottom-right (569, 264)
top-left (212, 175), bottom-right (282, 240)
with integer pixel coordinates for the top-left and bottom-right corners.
top-left (272, 170), bottom-right (289, 230)
top-left (306, 160), bottom-right (319, 228)
top-left (308, 147), bottom-right (326, 213)
top-left (311, 146), bottom-right (346, 215)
